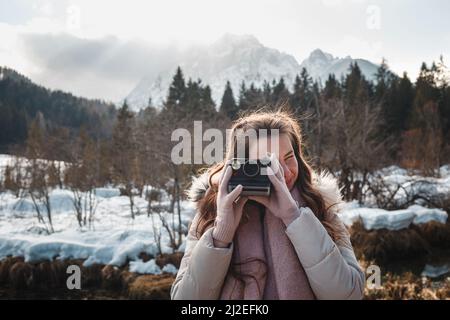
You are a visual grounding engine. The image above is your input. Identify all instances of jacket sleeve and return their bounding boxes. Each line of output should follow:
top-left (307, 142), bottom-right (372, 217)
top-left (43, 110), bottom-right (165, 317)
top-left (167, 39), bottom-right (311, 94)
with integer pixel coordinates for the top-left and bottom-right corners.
top-left (285, 207), bottom-right (365, 300)
top-left (171, 215), bottom-right (233, 300)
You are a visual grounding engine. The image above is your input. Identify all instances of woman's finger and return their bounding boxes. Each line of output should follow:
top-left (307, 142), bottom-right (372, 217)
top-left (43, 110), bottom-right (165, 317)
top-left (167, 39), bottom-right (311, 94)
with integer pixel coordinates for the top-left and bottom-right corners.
top-left (269, 153), bottom-right (284, 181)
top-left (226, 184), bottom-right (243, 202)
top-left (218, 163), bottom-right (229, 185)
top-left (279, 164), bottom-right (286, 184)
top-left (275, 159), bottom-right (285, 181)
top-left (266, 167), bottom-right (282, 190)
top-left (219, 165), bottom-right (232, 195)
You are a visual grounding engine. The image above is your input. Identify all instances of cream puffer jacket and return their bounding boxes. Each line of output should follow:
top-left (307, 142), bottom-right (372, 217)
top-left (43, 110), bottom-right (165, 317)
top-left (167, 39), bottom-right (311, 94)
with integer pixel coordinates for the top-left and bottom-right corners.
top-left (171, 171), bottom-right (365, 300)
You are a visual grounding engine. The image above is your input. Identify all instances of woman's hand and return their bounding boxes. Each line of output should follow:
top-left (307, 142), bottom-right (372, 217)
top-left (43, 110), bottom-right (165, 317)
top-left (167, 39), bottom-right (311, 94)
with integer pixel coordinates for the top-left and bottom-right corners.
top-left (249, 153), bottom-right (300, 226)
top-left (212, 164), bottom-right (248, 248)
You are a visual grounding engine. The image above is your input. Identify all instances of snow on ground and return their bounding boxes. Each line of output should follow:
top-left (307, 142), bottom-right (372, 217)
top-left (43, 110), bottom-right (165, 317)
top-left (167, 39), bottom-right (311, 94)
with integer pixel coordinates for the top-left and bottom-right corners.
top-left (0, 154), bottom-right (449, 274)
top-left (421, 264), bottom-right (450, 278)
top-left (128, 258), bottom-right (178, 275)
top-left (338, 165), bottom-right (449, 230)
top-left (0, 154), bottom-right (67, 180)
top-left (129, 259), bottom-right (162, 274)
top-left (367, 165), bottom-right (450, 207)
top-left (0, 187), bottom-right (196, 271)
top-left (339, 202), bottom-right (447, 230)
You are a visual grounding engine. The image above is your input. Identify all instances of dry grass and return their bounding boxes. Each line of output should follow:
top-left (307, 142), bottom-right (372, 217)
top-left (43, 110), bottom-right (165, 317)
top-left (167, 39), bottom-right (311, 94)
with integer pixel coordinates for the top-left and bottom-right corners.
top-left (1, 254), bottom-right (449, 299)
top-left (351, 220), bottom-right (450, 300)
top-left (0, 253), bottom-right (179, 299)
top-left (414, 220), bottom-right (450, 248)
top-left (364, 271), bottom-right (450, 300)
top-left (350, 220), bottom-right (431, 263)
top-left (127, 274), bottom-right (175, 300)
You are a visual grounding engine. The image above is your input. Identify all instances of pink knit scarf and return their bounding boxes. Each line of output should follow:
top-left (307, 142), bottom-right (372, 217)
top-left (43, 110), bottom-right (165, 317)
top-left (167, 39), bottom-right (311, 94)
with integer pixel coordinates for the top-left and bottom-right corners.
top-left (219, 186), bottom-right (316, 300)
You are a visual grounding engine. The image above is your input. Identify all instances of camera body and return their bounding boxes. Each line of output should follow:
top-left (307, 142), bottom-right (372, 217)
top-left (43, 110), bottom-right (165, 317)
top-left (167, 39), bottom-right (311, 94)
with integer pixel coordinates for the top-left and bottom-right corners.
top-left (227, 158), bottom-right (272, 196)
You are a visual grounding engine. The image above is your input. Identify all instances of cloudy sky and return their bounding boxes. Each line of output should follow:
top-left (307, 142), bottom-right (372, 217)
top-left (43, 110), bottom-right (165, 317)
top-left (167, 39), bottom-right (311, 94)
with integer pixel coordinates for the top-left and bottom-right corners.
top-left (1, 0), bottom-right (449, 102)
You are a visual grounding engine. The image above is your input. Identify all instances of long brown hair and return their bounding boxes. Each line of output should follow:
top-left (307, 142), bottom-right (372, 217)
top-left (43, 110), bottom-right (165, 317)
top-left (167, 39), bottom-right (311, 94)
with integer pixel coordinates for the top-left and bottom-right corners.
top-left (194, 107), bottom-right (338, 241)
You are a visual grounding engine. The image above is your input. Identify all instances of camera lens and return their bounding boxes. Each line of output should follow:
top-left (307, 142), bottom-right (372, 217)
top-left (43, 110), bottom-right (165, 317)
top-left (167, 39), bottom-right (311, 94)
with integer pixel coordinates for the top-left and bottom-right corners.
top-left (243, 161), bottom-right (259, 177)
top-left (231, 159), bottom-right (241, 170)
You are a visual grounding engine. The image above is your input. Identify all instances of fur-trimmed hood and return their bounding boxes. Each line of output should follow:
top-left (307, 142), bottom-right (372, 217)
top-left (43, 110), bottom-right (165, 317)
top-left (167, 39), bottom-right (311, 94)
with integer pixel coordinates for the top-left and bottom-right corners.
top-left (186, 170), bottom-right (344, 214)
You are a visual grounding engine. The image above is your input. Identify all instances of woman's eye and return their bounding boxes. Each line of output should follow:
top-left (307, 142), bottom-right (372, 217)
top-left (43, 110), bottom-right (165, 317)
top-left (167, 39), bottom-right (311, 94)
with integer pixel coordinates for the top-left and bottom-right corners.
top-left (284, 155), bottom-right (294, 161)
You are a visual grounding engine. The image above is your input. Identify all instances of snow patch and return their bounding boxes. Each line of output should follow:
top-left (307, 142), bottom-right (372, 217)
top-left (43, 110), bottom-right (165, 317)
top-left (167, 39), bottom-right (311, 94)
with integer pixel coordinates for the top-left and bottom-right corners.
top-left (341, 205), bottom-right (448, 230)
top-left (129, 259), bottom-right (162, 274)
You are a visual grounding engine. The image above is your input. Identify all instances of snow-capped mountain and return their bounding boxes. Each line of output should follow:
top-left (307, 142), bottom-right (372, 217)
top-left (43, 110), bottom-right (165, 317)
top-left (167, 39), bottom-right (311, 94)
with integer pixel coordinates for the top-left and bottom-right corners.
top-left (299, 48), bottom-right (379, 83)
top-left (125, 34), bottom-right (300, 111)
top-left (124, 34), bottom-right (380, 111)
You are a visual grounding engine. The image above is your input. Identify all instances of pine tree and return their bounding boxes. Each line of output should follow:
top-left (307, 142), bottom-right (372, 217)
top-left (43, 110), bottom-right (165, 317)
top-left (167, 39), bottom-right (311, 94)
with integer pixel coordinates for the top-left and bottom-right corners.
top-left (311, 81), bottom-right (320, 108)
top-left (184, 78), bottom-right (201, 113)
top-left (199, 84), bottom-right (217, 120)
top-left (408, 62), bottom-right (439, 129)
top-left (389, 72), bottom-right (414, 134)
top-left (375, 58), bottom-right (394, 103)
top-left (220, 81), bottom-right (238, 119)
top-left (375, 59), bottom-right (397, 137)
top-left (238, 81), bottom-right (248, 110)
top-left (401, 62), bottom-right (444, 172)
top-left (435, 56), bottom-right (450, 140)
top-left (344, 62), bottom-right (371, 106)
top-left (291, 68), bottom-right (313, 112)
top-left (263, 80), bottom-right (272, 104)
top-left (272, 77), bottom-right (289, 105)
top-left (166, 66), bottom-right (186, 109)
top-left (246, 83), bottom-right (264, 109)
top-left (291, 75), bottom-right (302, 110)
top-left (181, 79), bottom-right (216, 120)
top-left (323, 74), bottom-right (341, 100)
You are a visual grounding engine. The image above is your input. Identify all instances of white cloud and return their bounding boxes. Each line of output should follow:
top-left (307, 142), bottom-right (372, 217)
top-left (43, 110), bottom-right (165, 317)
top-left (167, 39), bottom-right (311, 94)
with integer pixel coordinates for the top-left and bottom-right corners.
top-left (0, 0), bottom-right (448, 100)
top-left (321, 0), bottom-right (367, 7)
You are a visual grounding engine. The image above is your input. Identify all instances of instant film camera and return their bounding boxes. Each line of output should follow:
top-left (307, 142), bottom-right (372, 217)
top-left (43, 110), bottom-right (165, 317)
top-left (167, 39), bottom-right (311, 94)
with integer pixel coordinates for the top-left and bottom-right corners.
top-left (227, 157), bottom-right (272, 196)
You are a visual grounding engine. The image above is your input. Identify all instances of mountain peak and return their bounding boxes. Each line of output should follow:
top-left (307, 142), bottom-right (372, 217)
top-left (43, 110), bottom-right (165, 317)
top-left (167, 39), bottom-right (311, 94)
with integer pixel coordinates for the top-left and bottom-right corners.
top-left (124, 37), bottom-right (380, 111)
top-left (308, 49), bottom-right (334, 62)
top-left (299, 49), bottom-right (379, 84)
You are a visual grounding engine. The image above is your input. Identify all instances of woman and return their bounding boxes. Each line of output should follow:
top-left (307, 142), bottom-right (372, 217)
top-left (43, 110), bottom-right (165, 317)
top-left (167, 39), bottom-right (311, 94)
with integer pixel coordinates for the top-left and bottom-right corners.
top-left (171, 109), bottom-right (365, 300)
